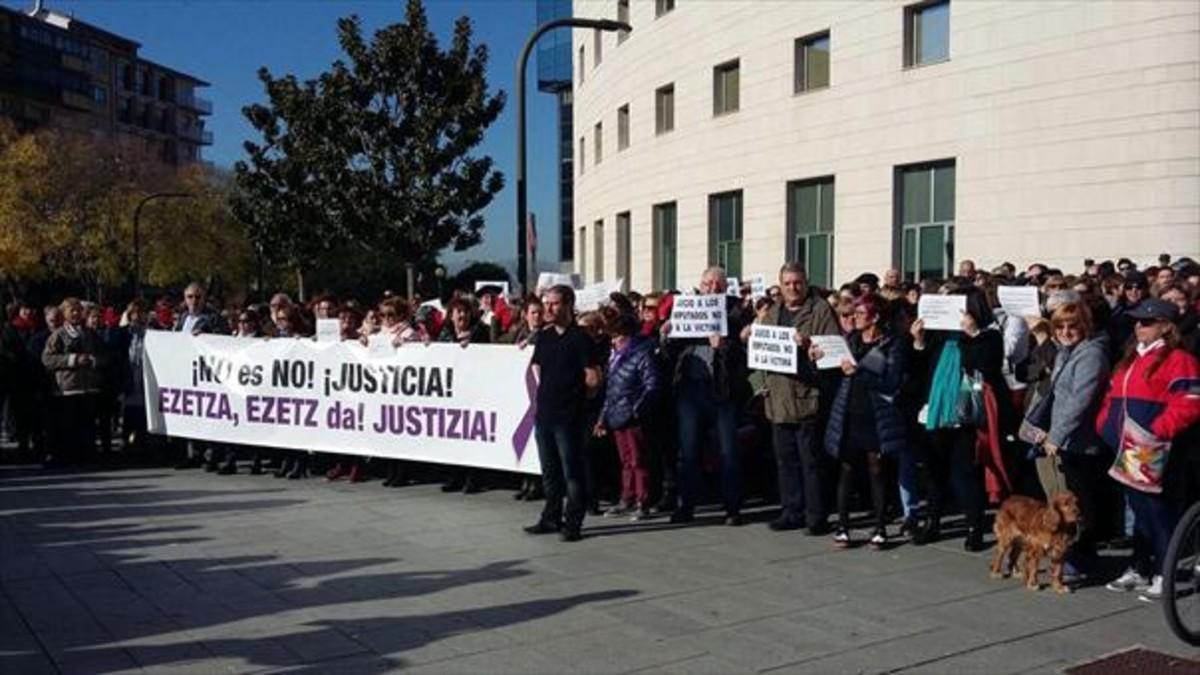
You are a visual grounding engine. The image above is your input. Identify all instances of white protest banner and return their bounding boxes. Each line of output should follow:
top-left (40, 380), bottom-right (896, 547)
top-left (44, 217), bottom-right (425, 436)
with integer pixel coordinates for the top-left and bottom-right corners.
top-left (747, 324), bottom-right (798, 374)
top-left (143, 333), bottom-right (541, 474)
top-left (810, 334), bottom-right (855, 370)
top-left (668, 294), bottom-right (728, 338)
top-left (536, 272), bottom-right (580, 292)
top-left (918, 294), bottom-right (968, 331)
top-left (749, 274), bottom-right (767, 300)
top-left (574, 278), bottom-right (623, 311)
top-left (726, 277), bottom-right (741, 297)
top-left (316, 319), bottom-right (341, 343)
top-left (997, 286), bottom-right (1040, 318)
top-left (474, 280), bottom-right (511, 297)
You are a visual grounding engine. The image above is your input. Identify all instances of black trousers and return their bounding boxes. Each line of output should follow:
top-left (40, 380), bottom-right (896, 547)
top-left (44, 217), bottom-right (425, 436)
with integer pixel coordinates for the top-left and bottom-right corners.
top-left (536, 419), bottom-right (588, 530)
top-left (54, 394), bottom-right (97, 464)
top-left (772, 420), bottom-right (826, 527)
top-left (925, 427), bottom-right (984, 531)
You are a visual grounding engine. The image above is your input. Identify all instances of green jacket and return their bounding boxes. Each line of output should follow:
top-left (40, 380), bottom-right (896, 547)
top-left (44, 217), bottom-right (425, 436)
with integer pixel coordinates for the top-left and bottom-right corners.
top-left (759, 295), bottom-right (840, 423)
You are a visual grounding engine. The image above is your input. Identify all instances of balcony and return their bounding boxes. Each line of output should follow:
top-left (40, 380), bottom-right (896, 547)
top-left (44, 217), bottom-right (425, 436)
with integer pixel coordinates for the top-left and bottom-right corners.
top-left (61, 89), bottom-right (92, 111)
top-left (176, 91), bottom-right (212, 115)
top-left (179, 125), bottom-right (213, 145)
top-left (60, 53), bottom-right (88, 72)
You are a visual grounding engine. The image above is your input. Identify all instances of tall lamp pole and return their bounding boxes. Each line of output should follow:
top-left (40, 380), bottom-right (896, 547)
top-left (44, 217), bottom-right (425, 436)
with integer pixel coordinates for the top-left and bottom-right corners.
top-left (517, 17), bottom-right (629, 294)
top-left (133, 192), bottom-right (193, 298)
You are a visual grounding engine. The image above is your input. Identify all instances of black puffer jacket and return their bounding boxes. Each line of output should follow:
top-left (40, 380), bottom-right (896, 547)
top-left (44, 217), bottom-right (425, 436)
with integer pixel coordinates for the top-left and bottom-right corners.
top-left (601, 336), bottom-right (662, 430)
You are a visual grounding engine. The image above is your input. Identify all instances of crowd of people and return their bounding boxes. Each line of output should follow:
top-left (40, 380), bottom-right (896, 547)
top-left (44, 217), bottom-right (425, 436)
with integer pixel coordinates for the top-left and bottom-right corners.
top-left (1, 254), bottom-right (1198, 600)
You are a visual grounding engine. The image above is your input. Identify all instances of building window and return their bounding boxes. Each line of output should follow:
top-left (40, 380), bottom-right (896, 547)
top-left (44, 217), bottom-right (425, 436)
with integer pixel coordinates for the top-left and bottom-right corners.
top-left (593, 29), bottom-right (602, 67)
top-left (713, 59), bottom-right (740, 116)
top-left (617, 104), bottom-right (630, 151)
top-left (897, 160), bottom-right (955, 282)
top-left (593, 219), bottom-right (605, 282)
top-left (787, 177), bottom-right (835, 289)
top-left (579, 45), bottom-right (585, 84)
top-left (580, 225), bottom-right (588, 278)
top-left (656, 0), bottom-right (675, 18)
top-left (616, 211), bottom-right (631, 289)
top-left (579, 136), bottom-right (585, 175)
top-left (617, 0), bottom-right (630, 43)
top-left (794, 31), bottom-right (830, 93)
top-left (708, 190), bottom-right (743, 279)
top-left (655, 84), bottom-right (674, 135)
top-left (594, 122), bottom-right (603, 165)
top-left (905, 0), bottom-right (950, 67)
top-left (653, 202), bottom-right (678, 291)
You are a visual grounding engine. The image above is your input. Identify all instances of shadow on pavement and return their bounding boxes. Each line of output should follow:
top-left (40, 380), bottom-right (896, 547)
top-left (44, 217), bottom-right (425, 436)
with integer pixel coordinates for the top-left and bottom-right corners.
top-left (0, 468), bottom-right (641, 671)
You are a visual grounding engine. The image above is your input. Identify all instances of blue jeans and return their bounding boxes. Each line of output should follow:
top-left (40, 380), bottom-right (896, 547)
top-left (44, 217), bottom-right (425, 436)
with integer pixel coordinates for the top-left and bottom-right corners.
top-left (1126, 487), bottom-right (1177, 578)
top-left (897, 448), bottom-right (920, 519)
top-left (536, 420), bottom-right (588, 530)
top-left (675, 382), bottom-right (741, 514)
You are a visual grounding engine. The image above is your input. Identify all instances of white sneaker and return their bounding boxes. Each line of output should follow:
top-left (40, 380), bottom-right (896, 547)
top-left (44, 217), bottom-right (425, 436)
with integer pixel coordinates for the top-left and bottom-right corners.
top-left (1138, 575), bottom-right (1163, 602)
top-left (1106, 568), bottom-right (1150, 593)
top-left (604, 503), bottom-right (632, 518)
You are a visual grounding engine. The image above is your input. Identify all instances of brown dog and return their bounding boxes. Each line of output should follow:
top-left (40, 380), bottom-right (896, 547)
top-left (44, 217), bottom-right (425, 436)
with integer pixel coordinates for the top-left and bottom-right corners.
top-left (989, 492), bottom-right (1081, 593)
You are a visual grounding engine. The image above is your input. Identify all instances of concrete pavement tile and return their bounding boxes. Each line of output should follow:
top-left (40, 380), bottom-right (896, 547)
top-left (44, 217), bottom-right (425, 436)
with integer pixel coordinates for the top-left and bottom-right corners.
top-left (595, 598), bottom-right (712, 638)
top-left (531, 624), bottom-right (707, 673)
top-left (123, 638), bottom-right (211, 669)
top-left (629, 653), bottom-right (751, 674)
top-left (0, 652), bottom-right (59, 675)
top-left (402, 644), bottom-right (574, 675)
top-left (276, 651), bottom-right (402, 674)
top-left (273, 627), bottom-right (371, 663)
top-left (644, 584), bottom-right (795, 628)
top-left (491, 605), bottom-right (622, 643)
top-left (51, 646), bottom-right (143, 674)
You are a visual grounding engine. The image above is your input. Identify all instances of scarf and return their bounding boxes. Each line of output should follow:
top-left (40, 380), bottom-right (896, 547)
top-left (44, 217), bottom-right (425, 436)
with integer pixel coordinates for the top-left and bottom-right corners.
top-left (1136, 339), bottom-right (1164, 357)
top-left (925, 336), bottom-right (963, 431)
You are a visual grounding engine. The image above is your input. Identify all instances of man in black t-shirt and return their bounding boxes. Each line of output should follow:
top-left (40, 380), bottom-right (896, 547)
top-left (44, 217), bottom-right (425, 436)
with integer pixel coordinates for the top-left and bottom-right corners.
top-left (525, 285), bottom-right (602, 542)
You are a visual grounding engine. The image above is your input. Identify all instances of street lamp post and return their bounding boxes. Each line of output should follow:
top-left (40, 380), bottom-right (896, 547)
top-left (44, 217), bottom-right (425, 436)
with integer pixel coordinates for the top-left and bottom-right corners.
top-left (516, 17), bottom-right (629, 294)
top-left (133, 192), bottom-right (193, 298)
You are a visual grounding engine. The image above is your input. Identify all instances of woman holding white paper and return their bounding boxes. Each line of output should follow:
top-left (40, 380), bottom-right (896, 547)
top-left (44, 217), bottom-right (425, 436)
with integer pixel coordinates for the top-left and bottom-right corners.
top-left (910, 286), bottom-right (1011, 552)
top-left (821, 295), bottom-right (909, 549)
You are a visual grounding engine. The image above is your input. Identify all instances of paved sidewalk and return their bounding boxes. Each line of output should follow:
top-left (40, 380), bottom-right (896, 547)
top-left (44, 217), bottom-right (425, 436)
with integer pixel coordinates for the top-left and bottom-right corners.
top-left (0, 465), bottom-right (1194, 674)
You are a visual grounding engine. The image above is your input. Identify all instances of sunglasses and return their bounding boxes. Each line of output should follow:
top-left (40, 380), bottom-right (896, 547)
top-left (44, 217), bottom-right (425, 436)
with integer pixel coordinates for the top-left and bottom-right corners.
top-left (1124, 284), bottom-right (1145, 291)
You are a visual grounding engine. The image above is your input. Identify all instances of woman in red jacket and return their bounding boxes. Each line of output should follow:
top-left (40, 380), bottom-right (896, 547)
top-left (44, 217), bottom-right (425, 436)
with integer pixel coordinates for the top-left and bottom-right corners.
top-left (1098, 299), bottom-right (1200, 601)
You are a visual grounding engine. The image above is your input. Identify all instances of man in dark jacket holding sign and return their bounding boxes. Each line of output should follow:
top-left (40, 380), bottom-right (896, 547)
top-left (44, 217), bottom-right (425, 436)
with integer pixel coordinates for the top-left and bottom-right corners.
top-left (756, 262), bottom-right (840, 534)
top-left (525, 285), bottom-right (603, 542)
top-left (662, 266), bottom-right (751, 526)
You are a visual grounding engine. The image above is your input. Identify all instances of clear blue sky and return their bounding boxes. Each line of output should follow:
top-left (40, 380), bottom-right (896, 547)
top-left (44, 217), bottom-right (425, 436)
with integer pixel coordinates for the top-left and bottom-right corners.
top-left (4, 0), bottom-right (562, 271)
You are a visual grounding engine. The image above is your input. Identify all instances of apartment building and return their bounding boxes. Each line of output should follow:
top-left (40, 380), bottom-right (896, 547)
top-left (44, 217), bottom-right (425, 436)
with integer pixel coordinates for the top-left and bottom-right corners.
top-left (0, 2), bottom-right (212, 165)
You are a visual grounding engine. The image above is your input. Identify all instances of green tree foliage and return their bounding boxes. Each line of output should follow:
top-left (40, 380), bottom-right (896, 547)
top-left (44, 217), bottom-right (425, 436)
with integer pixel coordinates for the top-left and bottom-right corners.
top-left (451, 261), bottom-right (511, 294)
top-left (0, 119), bottom-right (250, 299)
top-left (233, 0), bottom-right (505, 289)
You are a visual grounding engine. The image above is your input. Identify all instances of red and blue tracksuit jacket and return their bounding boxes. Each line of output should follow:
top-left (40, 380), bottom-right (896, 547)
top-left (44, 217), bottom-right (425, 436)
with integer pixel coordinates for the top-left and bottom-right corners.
top-left (1096, 344), bottom-right (1200, 486)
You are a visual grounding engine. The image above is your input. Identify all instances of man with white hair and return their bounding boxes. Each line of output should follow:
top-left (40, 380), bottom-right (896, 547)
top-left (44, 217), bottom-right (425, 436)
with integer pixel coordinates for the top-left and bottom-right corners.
top-left (661, 266), bottom-right (751, 526)
top-left (172, 281), bottom-right (226, 470)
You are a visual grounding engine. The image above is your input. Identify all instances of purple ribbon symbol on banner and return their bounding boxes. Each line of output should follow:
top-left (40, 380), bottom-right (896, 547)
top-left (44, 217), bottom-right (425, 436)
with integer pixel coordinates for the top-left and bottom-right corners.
top-left (511, 364), bottom-right (537, 461)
